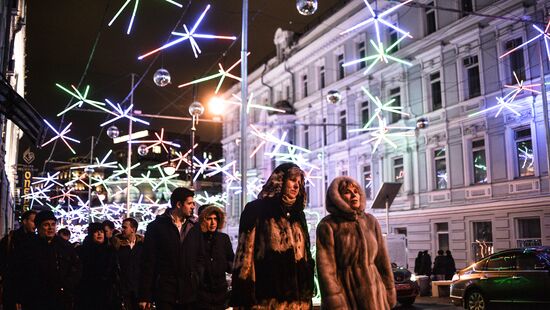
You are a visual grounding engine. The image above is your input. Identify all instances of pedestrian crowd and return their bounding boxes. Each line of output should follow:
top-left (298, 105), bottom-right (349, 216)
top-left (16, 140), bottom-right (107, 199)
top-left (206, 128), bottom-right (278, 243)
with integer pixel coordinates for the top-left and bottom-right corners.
top-left (0, 163), bottom-right (400, 310)
top-left (414, 249), bottom-right (456, 280)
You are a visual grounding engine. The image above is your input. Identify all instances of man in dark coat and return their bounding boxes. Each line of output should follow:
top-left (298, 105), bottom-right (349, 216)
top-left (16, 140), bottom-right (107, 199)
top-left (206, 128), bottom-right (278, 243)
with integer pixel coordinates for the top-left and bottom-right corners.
top-left (14, 210), bottom-right (81, 310)
top-left (117, 217), bottom-right (144, 310)
top-left (0, 210), bottom-right (36, 310)
top-left (139, 187), bottom-right (200, 310)
top-left (432, 250), bottom-right (446, 280)
top-left (195, 205), bottom-right (234, 310)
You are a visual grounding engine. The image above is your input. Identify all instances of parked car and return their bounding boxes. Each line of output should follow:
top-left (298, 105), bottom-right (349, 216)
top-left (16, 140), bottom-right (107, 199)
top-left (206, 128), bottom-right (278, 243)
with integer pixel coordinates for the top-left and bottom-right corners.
top-left (450, 246), bottom-right (550, 310)
top-left (393, 267), bottom-right (419, 306)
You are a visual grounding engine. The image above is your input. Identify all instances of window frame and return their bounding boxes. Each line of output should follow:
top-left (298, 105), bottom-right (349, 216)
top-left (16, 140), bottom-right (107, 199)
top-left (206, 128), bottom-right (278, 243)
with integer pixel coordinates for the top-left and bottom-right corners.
top-left (425, 1), bottom-right (438, 35)
top-left (434, 147), bottom-right (448, 190)
top-left (462, 54), bottom-right (482, 100)
top-left (388, 87), bottom-right (402, 124)
top-left (339, 109), bottom-right (347, 141)
top-left (429, 71), bottom-right (442, 111)
top-left (336, 53), bottom-right (345, 80)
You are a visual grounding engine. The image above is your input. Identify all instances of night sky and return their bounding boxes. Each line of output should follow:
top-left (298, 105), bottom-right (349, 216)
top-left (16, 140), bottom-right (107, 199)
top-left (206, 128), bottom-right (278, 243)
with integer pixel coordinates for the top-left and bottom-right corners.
top-left (24, 0), bottom-right (340, 168)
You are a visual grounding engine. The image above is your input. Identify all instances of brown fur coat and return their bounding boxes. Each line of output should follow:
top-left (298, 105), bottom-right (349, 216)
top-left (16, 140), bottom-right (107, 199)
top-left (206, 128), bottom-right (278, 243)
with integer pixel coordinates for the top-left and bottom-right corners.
top-left (316, 176), bottom-right (396, 310)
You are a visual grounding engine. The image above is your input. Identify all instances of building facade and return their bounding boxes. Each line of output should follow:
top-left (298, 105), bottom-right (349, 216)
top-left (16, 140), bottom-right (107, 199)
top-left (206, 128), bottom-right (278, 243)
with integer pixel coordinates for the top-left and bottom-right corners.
top-left (221, 0), bottom-right (550, 269)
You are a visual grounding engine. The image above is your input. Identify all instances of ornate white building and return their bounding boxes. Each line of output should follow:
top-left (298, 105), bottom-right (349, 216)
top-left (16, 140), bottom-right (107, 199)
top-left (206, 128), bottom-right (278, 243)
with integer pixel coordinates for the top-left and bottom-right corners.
top-left (221, 0), bottom-right (550, 269)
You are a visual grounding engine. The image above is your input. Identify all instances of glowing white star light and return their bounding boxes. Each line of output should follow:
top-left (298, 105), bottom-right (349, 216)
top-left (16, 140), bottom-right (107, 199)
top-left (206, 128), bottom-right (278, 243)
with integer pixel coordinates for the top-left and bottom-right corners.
top-left (108, 0), bottom-right (183, 35)
top-left (131, 128), bottom-right (181, 153)
top-left (355, 86), bottom-right (409, 129)
top-left (32, 171), bottom-right (63, 187)
top-left (101, 100), bottom-right (150, 127)
top-left (350, 117), bottom-right (415, 153)
top-left (56, 84), bottom-right (108, 116)
top-left (138, 5), bottom-right (237, 59)
top-left (500, 20), bottom-right (550, 62)
top-left (343, 37), bottom-right (412, 75)
top-left (41, 120), bottom-right (81, 154)
top-left (178, 54), bottom-right (249, 93)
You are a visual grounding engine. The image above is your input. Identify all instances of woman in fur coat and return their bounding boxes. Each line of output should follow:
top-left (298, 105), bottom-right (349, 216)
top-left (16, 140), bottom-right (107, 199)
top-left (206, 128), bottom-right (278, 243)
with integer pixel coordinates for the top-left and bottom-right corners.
top-left (316, 176), bottom-right (396, 310)
top-left (230, 163), bottom-right (315, 309)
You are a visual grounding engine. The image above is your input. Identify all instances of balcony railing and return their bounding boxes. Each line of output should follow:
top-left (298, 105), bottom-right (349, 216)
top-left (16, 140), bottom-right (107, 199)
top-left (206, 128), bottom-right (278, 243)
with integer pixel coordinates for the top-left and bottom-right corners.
top-left (517, 238), bottom-right (542, 248)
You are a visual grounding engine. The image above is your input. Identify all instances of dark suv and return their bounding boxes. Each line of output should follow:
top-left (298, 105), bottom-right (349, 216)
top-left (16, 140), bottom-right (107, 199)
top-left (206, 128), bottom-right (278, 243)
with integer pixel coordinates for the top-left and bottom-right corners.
top-left (450, 246), bottom-right (550, 310)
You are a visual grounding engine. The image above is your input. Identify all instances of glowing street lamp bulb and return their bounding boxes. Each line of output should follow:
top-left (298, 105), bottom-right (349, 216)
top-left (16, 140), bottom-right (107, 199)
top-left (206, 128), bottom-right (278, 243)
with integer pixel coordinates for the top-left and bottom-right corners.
top-left (107, 125), bottom-right (120, 139)
top-left (137, 144), bottom-right (149, 156)
top-left (296, 0), bottom-right (318, 16)
top-left (163, 163), bottom-right (177, 176)
top-left (189, 101), bottom-right (204, 117)
top-left (208, 97), bottom-right (225, 115)
top-left (153, 68), bottom-right (171, 87)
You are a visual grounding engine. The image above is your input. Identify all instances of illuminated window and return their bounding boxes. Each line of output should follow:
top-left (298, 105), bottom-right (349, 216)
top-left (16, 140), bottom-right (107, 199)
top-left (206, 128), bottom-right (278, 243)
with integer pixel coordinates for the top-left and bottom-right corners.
top-left (472, 139), bottom-right (487, 184)
top-left (472, 221), bottom-right (493, 261)
top-left (434, 148), bottom-right (447, 189)
top-left (515, 128), bottom-right (534, 177)
top-left (393, 157), bottom-right (404, 183)
top-left (152, 145), bottom-right (162, 154)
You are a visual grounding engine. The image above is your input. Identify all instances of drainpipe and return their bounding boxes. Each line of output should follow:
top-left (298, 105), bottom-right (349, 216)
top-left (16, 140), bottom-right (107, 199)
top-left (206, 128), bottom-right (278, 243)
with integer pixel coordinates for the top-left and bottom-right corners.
top-left (283, 58), bottom-right (296, 104)
top-left (260, 63), bottom-right (273, 105)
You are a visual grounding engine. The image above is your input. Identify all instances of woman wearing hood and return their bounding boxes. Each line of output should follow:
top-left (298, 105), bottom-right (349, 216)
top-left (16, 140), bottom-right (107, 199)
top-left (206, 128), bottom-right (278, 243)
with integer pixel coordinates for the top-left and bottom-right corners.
top-left (230, 163), bottom-right (315, 309)
top-left (316, 176), bottom-right (396, 309)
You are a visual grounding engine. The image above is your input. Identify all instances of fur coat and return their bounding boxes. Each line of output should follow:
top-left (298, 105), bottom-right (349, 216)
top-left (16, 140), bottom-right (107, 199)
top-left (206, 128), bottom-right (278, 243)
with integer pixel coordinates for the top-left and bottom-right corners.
top-left (230, 163), bottom-right (315, 309)
top-left (316, 176), bottom-right (396, 310)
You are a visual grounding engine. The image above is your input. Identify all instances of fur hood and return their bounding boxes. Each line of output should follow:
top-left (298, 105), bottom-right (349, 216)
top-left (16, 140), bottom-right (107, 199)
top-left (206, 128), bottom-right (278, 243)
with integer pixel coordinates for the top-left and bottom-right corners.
top-left (199, 205), bottom-right (226, 232)
top-left (258, 163), bottom-right (308, 210)
top-left (326, 176), bottom-right (367, 219)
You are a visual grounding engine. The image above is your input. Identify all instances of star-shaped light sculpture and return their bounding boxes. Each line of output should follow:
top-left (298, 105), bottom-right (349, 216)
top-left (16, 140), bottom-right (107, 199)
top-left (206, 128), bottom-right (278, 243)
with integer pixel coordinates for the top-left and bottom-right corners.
top-left (21, 184), bottom-right (54, 208)
top-left (138, 5), bottom-right (237, 59)
top-left (32, 171), bottom-right (63, 187)
top-left (101, 100), bottom-right (150, 127)
top-left (131, 128), bottom-right (181, 153)
top-left (503, 71), bottom-right (540, 102)
top-left (152, 144), bottom-right (197, 172)
top-left (42, 120), bottom-right (81, 154)
top-left (340, 0), bottom-right (413, 46)
top-left (304, 167), bottom-right (322, 187)
top-left (518, 146), bottom-right (534, 170)
top-left (205, 160), bottom-right (238, 181)
top-left (500, 20), bottom-right (550, 62)
top-left (355, 86), bottom-right (409, 129)
top-left (108, 0), bottom-right (183, 35)
top-left (178, 54), bottom-right (249, 93)
top-left (50, 187), bottom-right (79, 205)
top-left (70, 150), bottom-right (119, 171)
top-left (220, 93), bottom-right (286, 114)
top-left (343, 36), bottom-right (412, 75)
top-left (56, 84), bottom-right (108, 116)
top-left (350, 117), bottom-right (415, 153)
top-left (194, 192), bottom-right (228, 208)
top-left (153, 167), bottom-right (180, 191)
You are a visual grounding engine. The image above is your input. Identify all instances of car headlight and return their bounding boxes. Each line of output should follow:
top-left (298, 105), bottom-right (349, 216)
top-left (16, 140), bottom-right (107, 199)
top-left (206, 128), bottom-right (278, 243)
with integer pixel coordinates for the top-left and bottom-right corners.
top-left (410, 273), bottom-right (417, 282)
top-left (451, 273), bottom-right (460, 282)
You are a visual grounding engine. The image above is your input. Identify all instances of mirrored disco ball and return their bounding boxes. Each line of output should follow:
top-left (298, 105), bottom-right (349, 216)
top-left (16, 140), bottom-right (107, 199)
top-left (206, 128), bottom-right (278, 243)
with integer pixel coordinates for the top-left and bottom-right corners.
top-left (106, 125), bottom-right (120, 139)
top-left (296, 0), bottom-right (318, 16)
top-left (137, 144), bottom-right (149, 156)
top-left (326, 90), bottom-right (342, 105)
top-left (153, 68), bottom-right (171, 87)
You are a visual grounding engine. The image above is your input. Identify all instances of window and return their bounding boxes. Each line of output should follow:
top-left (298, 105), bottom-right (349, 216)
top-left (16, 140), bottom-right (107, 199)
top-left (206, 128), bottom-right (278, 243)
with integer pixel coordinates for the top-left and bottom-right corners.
top-left (461, 0), bottom-right (473, 17)
top-left (357, 41), bottom-right (366, 69)
top-left (388, 22), bottom-right (399, 53)
top-left (303, 125), bottom-right (309, 149)
top-left (393, 157), bottom-right (404, 183)
top-left (472, 139), bottom-right (487, 184)
top-left (363, 165), bottom-right (372, 199)
top-left (472, 221), bottom-right (493, 261)
top-left (436, 222), bottom-right (449, 252)
top-left (319, 65), bottom-right (326, 89)
top-left (505, 38), bottom-right (526, 84)
top-left (486, 253), bottom-right (516, 271)
top-left (302, 74), bottom-right (308, 98)
top-left (463, 55), bottom-right (481, 99)
top-left (425, 1), bottom-right (437, 35)
top-left (361, 101), bottom-right (370, 127)
top-left (389, 87), bottom-right (401, 123)
top-left (430, 72), bottom-right (442, 110)
top-left (516, 218), bottom-right (542, 247)
top-left (337, 54), bottom-right (345, 80)
top-left (515, 128), bottom-right (535, 177)
top-left (434, 148), bottom-right (447, 189)
top-left (339, 110), bottom-right (347, 140)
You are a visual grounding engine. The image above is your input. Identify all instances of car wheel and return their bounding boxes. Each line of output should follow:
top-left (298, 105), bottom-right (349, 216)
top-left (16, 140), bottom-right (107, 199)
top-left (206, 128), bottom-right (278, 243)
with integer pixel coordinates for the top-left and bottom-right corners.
top-left (466, 290), bottom-right (487, 310)
top-left (398, 297), bottom-right (415, 306)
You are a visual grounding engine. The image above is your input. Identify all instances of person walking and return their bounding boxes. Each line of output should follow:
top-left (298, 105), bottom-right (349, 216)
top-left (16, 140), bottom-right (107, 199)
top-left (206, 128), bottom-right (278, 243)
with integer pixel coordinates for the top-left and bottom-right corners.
top-left (316, 176), bottom-right (396, 309)
top-left (230, 163), bottom-right (315, 309)
top-left (195, 205), bottom-right (234, 310)
top-left (0, 210), bottom-right (36, 310)
top-left (76, 222), bottom-right (122, 310)
top-left (139, 187), bottom-right (200, 310)
top-left (14, 210), bottom-right (81, 310)
top-left (116, 218), bottom-right (144, 310)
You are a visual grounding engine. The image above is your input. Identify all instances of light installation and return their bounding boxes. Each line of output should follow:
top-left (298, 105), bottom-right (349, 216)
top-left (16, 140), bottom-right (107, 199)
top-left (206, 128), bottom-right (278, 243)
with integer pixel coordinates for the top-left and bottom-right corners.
top-left (32, 171), bottom-right (63, 187)
top-left (518, 145), bottom-right (534, 170)
top-left (101, 100), bottom-right (151, 127)
top-left (56, 84), bottom-right (107, 116)
top-left (340, 0), bottom-right (413, 46)
top-left (138, 5), bottom-right (237, 60)
top-left (130, 128), bottom-right (181, 153)
top-left (178, 54), bottom-right (249, 93)
top-left (500, 20), bottom-right (550, 62)
top-left (356, 86), bottom-right (409, 129)
top-left (225, 93), bottom-right (287, 114)
top-left (41, 120), bottom-right (81, 154)
top-left (343, 36), bottom-right (412, 75)
top-left (350, 116), bottom-right (415, 153)
top-left (108, 0), bottom-right (183, 35)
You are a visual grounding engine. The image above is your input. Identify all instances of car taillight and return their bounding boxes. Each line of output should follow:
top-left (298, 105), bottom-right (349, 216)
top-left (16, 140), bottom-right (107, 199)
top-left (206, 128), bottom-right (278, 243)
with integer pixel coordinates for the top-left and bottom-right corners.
top-left (451, 273), bottom-right (460, 282)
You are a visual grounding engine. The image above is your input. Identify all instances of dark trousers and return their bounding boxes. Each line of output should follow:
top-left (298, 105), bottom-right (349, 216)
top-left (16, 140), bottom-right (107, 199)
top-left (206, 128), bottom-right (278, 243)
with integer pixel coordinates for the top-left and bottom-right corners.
top-left (155, 301), bottom-right (194, 310)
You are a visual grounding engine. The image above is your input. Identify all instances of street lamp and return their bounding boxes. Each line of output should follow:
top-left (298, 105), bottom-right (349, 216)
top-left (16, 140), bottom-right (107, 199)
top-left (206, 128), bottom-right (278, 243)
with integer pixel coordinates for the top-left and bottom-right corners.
top-left (189, 101), bottom-right (205, 188)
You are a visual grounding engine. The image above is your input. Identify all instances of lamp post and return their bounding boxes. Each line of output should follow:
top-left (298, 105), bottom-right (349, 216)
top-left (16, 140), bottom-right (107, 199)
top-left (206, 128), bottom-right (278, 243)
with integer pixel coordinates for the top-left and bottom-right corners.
top-left (189, 101), bottom-right (204, 189)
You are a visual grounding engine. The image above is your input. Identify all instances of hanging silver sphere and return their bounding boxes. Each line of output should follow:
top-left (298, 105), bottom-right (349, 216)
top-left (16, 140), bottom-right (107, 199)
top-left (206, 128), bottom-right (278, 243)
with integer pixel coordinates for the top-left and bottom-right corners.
top-left (416, 118), bottom-right (429, 129)
top-left (188, 101), bottom-right (205, 117)
top-left (153, 68), bottom-right (171, 87)
top-left (296, 0), bottom-right (318, 16)
top-left (106, 125), bottom-right (120, 139)
top-left (326, 90), bottom-right (342, 105)
top-left (137, 144), bottom-right (149, 156)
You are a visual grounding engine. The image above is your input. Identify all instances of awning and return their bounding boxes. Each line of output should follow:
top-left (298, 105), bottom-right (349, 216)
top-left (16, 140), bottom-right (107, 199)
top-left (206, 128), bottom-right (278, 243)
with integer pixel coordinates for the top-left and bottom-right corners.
top-left (0, 77), bottom-right (45, 145)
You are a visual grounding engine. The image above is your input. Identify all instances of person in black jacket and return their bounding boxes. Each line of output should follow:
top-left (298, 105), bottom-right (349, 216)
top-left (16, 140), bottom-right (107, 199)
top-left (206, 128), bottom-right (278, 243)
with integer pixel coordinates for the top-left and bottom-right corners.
top-left (414, 251), bottom-right (423, 275)
top-left (14, 210), bottom-right (81, 310)
top-left (432, 250), bottom-right (446, 280)
top-left (0, 210), bottom-right (36, 310)
top-left (195, 205), bottom-right (234, 310)
top-left (117, 217), bottom-right (144, 310)
top-left (139, 187), bottom-right (200, 310)
top-left (76, 222), bottom-right (121, 310)
top-left (445, 250), bottom-right (456, 280)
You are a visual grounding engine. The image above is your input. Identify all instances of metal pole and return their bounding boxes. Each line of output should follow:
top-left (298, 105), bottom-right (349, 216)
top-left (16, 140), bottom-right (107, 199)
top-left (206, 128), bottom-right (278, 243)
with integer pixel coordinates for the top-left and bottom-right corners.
top-left (385, 198), bottom-right (390, 236)
top-left (240, 0), bottom-right (248, 211)
top-left (126, 74), bottom-right (135, 217)
top-left (320, 89), bottom-right (327, 213)
top-left (191, 117), bottom-right (196, 189)
top-left (538, 31), bottom-right (550, 188)
top-left (87, 136), bottom-right (94, 223)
